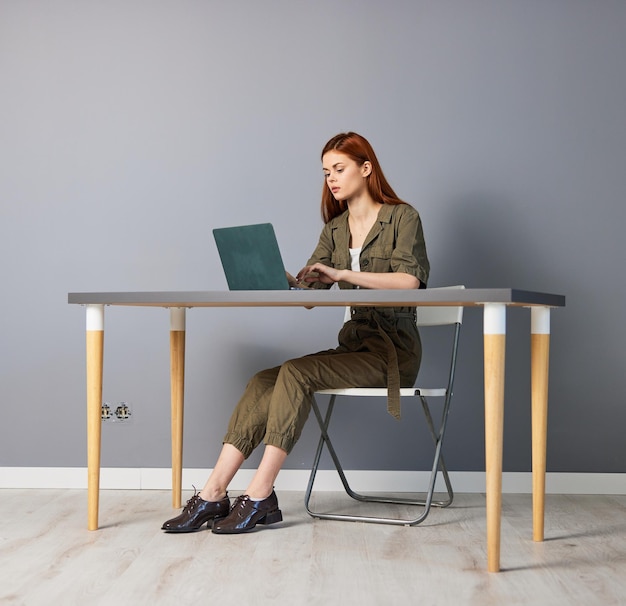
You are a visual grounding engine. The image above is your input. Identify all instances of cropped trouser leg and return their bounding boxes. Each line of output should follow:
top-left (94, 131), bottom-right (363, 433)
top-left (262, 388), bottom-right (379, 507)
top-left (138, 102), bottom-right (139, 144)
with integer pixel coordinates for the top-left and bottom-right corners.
top-left (223, 351), bottom-right (390, 458)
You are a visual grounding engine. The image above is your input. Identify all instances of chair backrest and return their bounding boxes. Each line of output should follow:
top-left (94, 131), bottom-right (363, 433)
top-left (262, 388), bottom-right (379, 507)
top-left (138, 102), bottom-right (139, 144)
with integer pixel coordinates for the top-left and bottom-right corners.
top-left (342, 285), bottom-right (465, 326)
top-left (416, 285), bottom-right (465, 327)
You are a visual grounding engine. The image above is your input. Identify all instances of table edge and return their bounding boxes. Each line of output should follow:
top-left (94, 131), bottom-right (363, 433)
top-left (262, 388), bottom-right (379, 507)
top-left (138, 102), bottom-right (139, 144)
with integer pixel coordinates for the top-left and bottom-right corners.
top-left (67, 288), bottom-right (566, 308)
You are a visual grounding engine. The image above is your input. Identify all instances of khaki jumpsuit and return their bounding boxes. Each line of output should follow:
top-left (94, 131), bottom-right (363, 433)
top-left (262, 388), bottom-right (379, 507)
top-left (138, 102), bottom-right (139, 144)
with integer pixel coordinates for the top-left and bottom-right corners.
top-left (223, 203), bottom-right (430, 458)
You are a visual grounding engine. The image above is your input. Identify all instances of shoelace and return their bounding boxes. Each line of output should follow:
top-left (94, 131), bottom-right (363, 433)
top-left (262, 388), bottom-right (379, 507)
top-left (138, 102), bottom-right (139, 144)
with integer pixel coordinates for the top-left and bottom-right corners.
top-left (230, 495), bottom-right (251, 513)
top-left (182, 486), bottom-right (201, 512)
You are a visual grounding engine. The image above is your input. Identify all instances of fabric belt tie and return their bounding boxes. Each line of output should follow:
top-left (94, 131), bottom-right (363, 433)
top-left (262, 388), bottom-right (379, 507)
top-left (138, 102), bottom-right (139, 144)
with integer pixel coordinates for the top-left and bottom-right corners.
top-left (351, 308), bottom-right (415, 420)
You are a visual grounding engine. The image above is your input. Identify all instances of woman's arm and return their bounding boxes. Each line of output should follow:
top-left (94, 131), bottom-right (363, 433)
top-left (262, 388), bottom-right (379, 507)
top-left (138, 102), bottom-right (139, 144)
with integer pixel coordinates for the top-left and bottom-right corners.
top-left (296, 263), bottom-right (420, 290)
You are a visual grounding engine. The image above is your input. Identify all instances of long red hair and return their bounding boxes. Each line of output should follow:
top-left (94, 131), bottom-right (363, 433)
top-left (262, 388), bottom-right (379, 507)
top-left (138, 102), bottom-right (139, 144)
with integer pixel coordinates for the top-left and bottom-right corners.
top-left (320, 132), bottom-right (406, 223)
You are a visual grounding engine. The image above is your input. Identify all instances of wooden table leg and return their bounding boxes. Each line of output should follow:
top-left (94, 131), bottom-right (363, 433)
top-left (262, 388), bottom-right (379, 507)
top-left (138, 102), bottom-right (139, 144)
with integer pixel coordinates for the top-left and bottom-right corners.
top-left (170, 308), bottom-right (186, 509)
top-left (86, 304), bottom-right (104, 530)
top-left (483, 303), bottom-right (506, 572)
top-left (531, 307), bottom-right (550, 542)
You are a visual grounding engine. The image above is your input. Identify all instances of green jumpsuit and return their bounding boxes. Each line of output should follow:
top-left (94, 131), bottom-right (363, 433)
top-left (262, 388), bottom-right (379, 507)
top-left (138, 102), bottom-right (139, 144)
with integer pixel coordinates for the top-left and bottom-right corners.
top-left (223, 203), bottom-right (430, 458)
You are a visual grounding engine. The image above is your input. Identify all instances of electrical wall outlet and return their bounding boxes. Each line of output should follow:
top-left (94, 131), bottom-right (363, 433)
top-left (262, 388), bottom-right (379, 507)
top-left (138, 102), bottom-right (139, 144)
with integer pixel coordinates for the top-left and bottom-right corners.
top-left (101, 402), bottom-right (112, 420)
top-left (114, 402), bottom-right (132, 421)
top-left (102, 401), bottom-right (133, 424)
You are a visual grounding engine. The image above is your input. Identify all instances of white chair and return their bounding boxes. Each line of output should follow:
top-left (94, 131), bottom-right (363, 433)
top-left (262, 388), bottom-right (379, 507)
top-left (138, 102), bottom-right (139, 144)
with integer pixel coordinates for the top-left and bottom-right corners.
top-left (304, 286), bottom-right (465, 526)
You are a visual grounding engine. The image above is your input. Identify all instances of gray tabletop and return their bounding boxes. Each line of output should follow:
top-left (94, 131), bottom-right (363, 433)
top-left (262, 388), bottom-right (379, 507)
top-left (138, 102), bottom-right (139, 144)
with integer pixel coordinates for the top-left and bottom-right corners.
top-left (68, 288), bottom-right (565, 308)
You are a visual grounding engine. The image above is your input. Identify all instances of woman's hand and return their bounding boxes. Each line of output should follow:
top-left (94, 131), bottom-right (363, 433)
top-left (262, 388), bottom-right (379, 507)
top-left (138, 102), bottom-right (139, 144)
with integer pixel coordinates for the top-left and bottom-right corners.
top-left (296, 263), bottom-right (344, 285)
top-left (285, 272), bottom-right (300, 288)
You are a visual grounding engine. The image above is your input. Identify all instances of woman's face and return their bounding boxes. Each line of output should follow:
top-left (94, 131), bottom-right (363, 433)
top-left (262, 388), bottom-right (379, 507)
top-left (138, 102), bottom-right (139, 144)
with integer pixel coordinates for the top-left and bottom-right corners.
top-left (322, 151), bottom-right (371, 202)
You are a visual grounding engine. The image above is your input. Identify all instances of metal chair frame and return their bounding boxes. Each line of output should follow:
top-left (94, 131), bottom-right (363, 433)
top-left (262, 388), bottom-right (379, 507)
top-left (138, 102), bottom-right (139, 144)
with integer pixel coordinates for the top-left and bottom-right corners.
top-left (304, 286), bottom-right (464, 526)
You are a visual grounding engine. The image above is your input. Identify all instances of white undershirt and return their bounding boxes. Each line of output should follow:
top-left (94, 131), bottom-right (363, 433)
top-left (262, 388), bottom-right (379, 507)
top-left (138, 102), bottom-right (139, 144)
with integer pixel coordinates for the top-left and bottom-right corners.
top-left (349, 247), bottom-right (361, 271)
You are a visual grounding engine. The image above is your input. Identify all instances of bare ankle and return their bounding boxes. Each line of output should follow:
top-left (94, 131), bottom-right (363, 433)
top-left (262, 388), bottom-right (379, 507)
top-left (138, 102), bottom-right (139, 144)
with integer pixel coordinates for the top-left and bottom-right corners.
top-left (199, 488), bottom-right (227, 502)
top-left (245, 484), bottom-right (273, 501)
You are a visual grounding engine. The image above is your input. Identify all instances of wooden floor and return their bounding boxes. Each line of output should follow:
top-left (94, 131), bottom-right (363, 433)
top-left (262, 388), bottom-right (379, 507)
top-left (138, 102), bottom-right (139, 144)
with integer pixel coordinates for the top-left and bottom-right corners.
top-left (1, 489), bottom-right (625, 605)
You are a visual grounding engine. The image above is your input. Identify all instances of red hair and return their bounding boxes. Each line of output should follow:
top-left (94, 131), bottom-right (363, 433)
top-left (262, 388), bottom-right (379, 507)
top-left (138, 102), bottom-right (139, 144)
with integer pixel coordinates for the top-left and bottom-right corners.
top-left (320, 132), bottom-right (406, 223)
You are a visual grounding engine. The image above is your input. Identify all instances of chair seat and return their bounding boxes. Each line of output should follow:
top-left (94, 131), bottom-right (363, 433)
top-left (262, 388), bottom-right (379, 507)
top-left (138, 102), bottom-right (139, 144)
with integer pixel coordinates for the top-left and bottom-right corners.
top-left (316, 387), bottom-right (447, 397)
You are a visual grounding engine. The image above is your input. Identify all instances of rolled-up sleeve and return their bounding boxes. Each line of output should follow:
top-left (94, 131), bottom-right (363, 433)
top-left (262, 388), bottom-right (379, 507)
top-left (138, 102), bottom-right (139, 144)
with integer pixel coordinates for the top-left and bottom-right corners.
top-left (390, 205), bottom-right (430, 287)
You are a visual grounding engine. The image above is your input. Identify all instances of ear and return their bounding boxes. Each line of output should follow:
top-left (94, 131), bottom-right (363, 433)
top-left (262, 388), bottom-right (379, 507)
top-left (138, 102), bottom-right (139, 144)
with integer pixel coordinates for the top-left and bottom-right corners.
top-left (362, 161), bottom-right (372, 177)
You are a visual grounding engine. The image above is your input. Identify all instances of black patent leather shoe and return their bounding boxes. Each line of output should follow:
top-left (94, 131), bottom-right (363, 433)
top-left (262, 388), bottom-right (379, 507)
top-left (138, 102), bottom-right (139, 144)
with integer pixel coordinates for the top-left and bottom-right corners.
top-left (212, 490), bottom-right (283, 534)
top-left (161, 490), bottom-right (230, 533)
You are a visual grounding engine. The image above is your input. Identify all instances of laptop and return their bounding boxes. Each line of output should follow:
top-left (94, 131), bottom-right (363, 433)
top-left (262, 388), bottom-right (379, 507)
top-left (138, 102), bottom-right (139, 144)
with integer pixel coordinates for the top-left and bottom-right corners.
top-left (213, 223), bottom-right (307, 290)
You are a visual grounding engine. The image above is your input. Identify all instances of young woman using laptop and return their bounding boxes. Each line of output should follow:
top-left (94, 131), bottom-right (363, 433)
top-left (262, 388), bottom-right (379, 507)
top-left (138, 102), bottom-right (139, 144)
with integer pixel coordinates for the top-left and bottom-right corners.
top-left (162, 131), bottom-right (429, 534)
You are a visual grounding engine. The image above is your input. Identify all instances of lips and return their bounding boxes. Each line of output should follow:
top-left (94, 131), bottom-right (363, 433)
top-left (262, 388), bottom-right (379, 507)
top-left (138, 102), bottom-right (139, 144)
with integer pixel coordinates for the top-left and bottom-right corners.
top-left (331, 187), bottom-right (339, 193)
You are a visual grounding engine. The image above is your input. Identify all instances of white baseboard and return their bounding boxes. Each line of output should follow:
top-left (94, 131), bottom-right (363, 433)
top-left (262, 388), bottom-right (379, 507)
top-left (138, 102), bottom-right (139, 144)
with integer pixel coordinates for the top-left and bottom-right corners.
top-left (1, 467), bottom-right (625, 494)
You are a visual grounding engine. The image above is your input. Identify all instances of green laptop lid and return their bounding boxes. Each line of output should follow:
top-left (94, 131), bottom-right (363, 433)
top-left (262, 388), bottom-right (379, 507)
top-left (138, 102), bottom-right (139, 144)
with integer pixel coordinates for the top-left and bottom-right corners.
top-left (213, 223), bottom-right (290, 290)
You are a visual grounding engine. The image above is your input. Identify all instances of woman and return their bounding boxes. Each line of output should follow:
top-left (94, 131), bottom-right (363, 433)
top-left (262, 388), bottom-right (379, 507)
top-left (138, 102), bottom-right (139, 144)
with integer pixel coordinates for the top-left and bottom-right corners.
top-left (162, 132), bottom-right (429, 534)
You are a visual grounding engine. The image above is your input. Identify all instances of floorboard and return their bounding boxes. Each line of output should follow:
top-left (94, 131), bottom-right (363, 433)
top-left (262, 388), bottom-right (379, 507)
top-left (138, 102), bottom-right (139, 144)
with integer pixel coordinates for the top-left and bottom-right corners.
top-left (1, 490), bottom-right (625, 605)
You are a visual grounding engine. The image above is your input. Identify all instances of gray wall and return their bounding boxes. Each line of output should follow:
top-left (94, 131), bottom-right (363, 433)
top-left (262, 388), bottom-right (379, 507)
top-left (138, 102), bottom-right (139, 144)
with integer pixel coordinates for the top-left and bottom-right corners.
top-left (2, 1), bottom-right (625, 474)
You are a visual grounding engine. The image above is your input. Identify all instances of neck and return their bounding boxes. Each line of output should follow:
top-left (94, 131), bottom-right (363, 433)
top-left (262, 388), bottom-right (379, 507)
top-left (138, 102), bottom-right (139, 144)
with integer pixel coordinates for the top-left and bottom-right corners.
top-left (346, 196), bottom-right (383, 249)
top-left (346, 193), bottom-right (380, 219)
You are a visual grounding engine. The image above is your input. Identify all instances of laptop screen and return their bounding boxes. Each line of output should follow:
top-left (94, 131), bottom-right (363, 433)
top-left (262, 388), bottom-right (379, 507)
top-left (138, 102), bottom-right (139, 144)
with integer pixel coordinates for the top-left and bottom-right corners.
top-left (212, 223), bottom-right (291, 290)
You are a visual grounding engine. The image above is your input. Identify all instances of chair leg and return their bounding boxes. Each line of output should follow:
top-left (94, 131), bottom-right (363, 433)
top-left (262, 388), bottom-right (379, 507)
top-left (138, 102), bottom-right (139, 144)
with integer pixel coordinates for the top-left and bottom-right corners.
top-left (305, 394), bottom-right (454, 526)
top-left (420, 395), bottom-right (454, 508)
top-left (305, 396), bottom-right (366, 512)
top-left (304, 396), bottom-right (335, 511)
